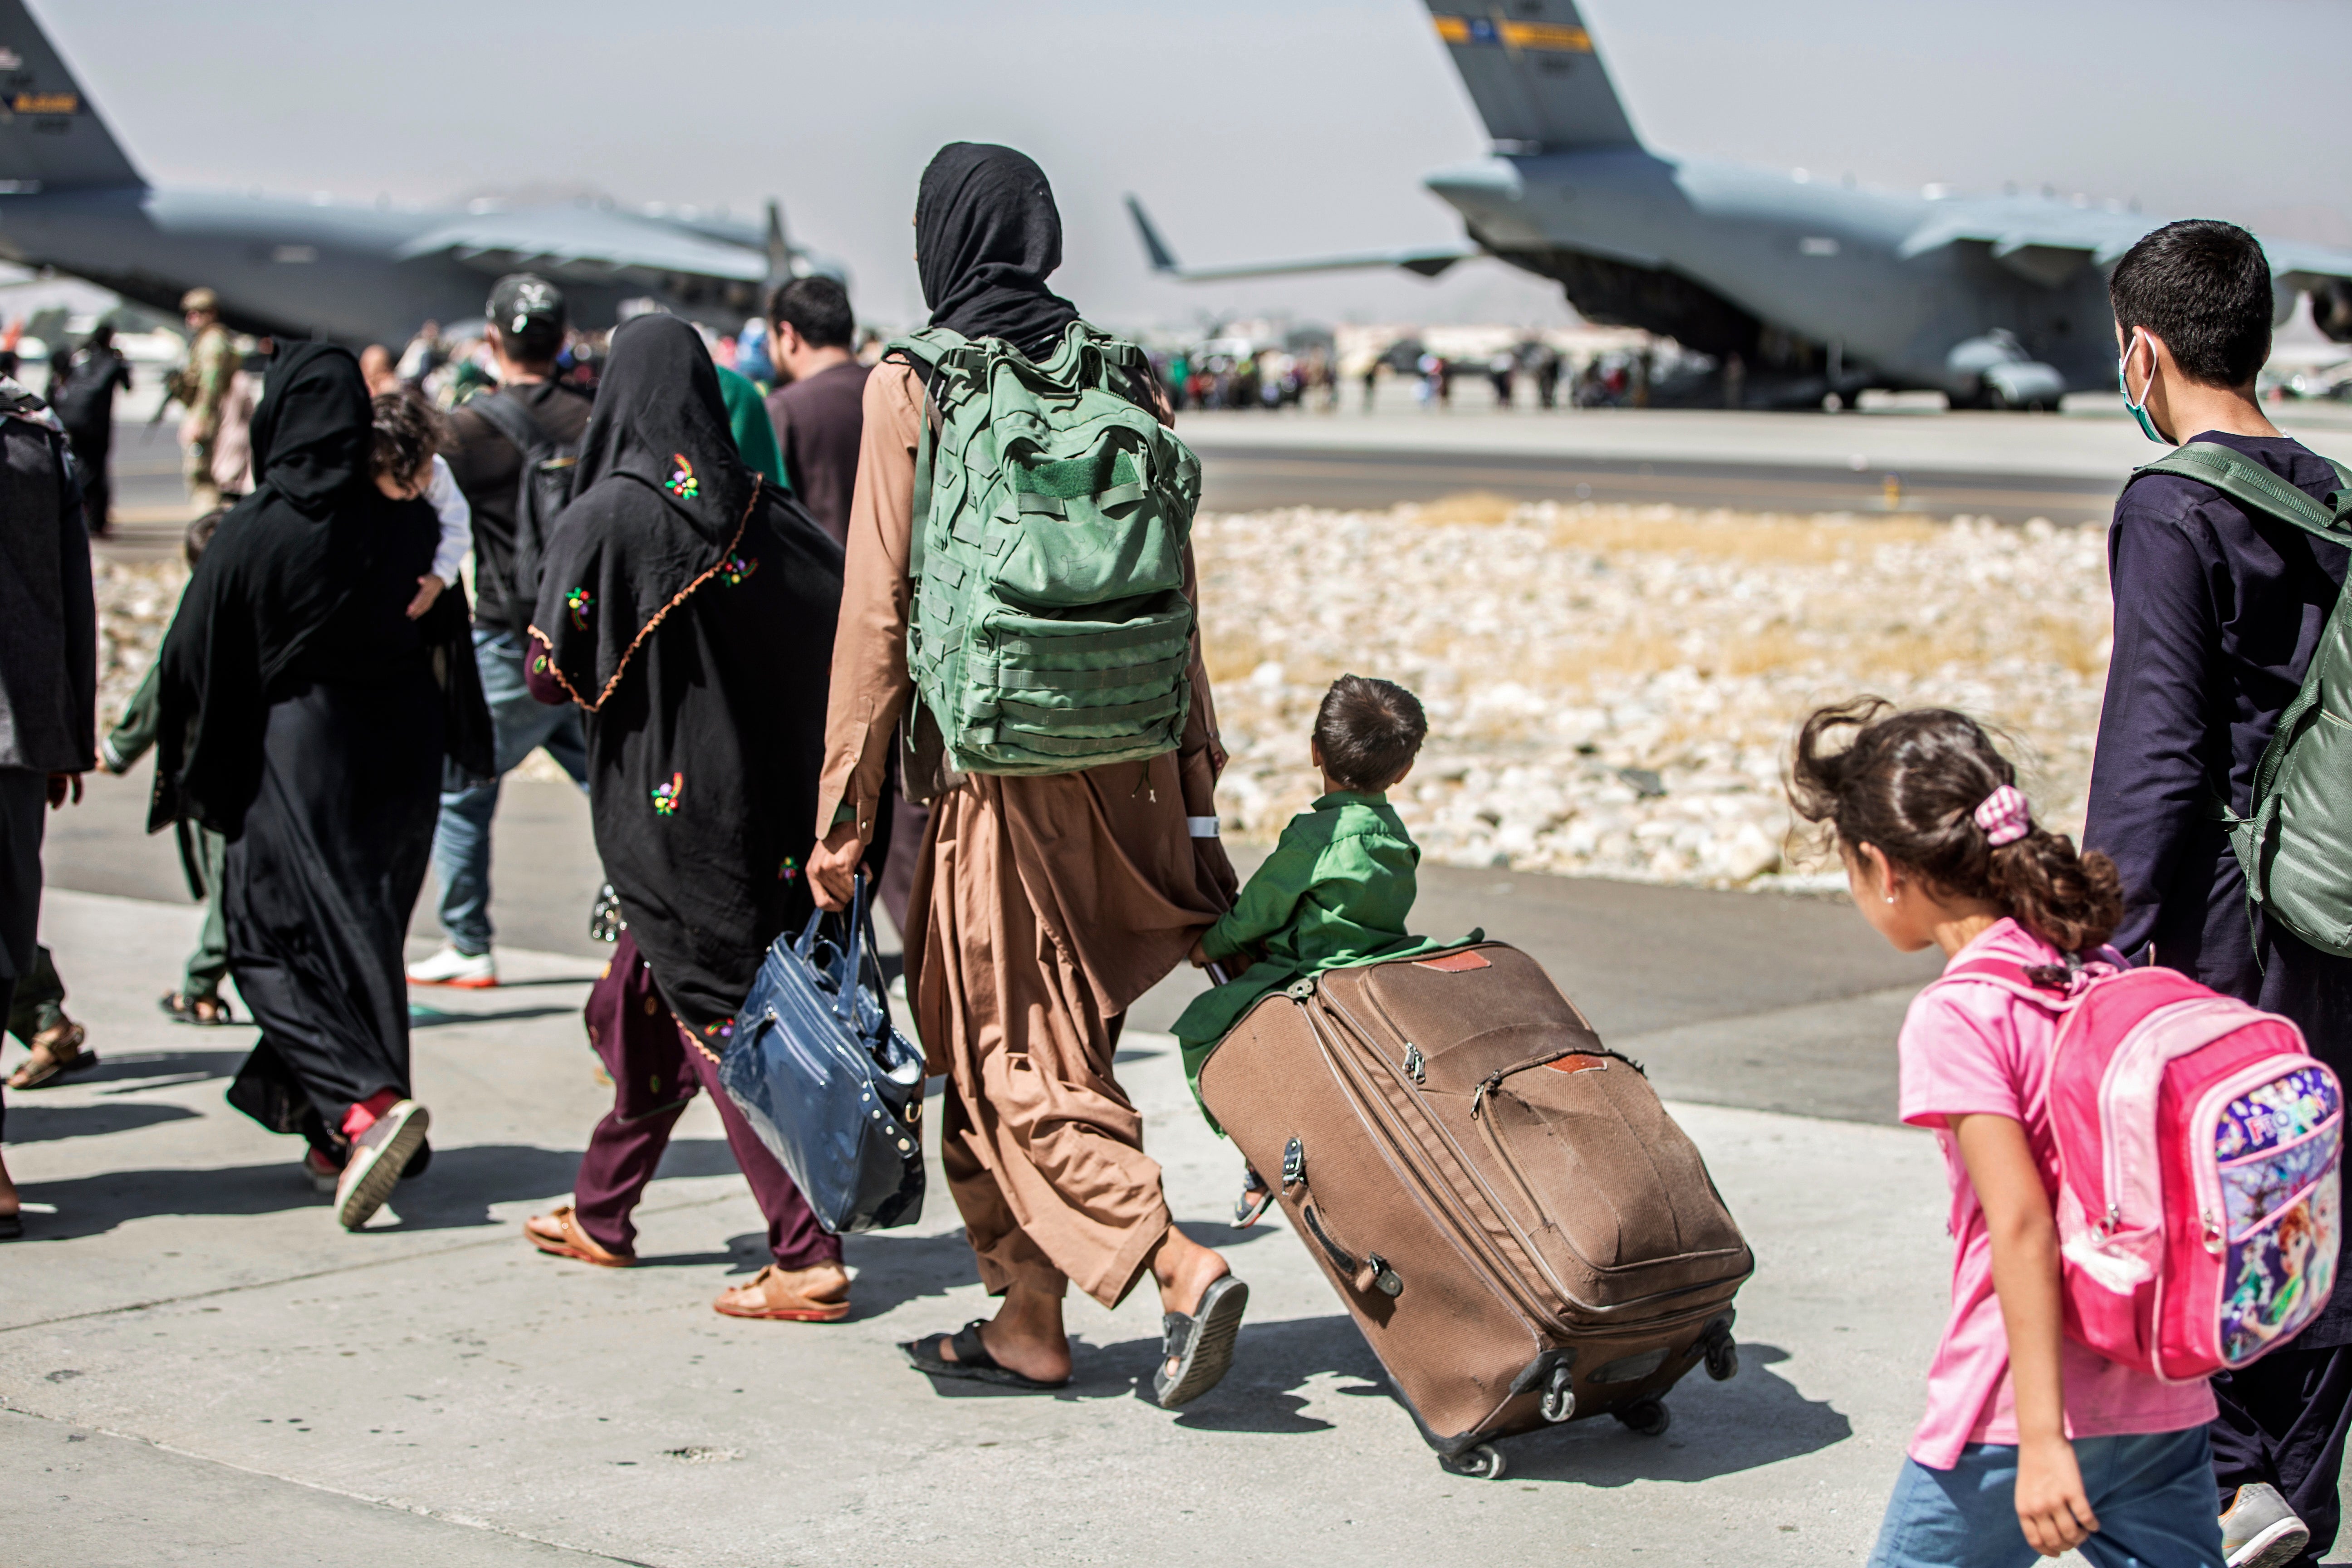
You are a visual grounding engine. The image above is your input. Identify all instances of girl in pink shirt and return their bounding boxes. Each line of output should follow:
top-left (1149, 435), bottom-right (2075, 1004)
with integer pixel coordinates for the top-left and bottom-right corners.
top-left (1789, 700), bottom-right (2225, 1568)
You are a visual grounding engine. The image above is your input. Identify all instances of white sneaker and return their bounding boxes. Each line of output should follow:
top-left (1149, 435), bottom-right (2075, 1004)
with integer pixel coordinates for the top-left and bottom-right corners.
top-left (406, 944), bottom-right (495, 989)
top-left (2221, 1483), bottom-right (2310, 1568)
top-left (335, 1100), bottom-right (429, 1231)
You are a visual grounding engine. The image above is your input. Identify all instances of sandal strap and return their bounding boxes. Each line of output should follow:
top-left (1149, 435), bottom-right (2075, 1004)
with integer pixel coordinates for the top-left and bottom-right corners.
top-left (948, 1320), bottom-right (995, 1370)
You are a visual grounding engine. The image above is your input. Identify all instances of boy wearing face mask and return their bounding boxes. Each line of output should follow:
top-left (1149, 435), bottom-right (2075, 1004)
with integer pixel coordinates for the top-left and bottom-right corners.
top-left (2084, 219), bottom-right (2352, 1568)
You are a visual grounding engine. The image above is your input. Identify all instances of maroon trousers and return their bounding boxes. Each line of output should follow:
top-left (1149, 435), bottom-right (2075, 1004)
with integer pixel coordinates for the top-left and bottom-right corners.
top-left (571, 931), bottom-right (840, 1270)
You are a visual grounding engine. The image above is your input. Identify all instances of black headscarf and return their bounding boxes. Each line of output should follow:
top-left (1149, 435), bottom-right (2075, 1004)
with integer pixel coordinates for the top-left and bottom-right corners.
top-left (531, 314), bottom-right (845, 1030)
top-left (915, 142), bottom-right (1081, 359)
top-left (152, 343), bottom-right (481, 835)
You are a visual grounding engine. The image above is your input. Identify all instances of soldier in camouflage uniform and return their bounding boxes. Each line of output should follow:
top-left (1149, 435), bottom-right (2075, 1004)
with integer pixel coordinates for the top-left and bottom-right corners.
top-left (173, 287), bottom-right (238, 514)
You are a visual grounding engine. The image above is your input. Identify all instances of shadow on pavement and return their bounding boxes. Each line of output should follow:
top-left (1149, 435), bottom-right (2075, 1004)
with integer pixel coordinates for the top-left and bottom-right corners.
top-left (45, 1049), bottom-right (252, 1088)
top-left (2, 1101), bottom-right (201, 1143)
top-left (1496, 1343), bottom-right (1851, 1485)
top-left (14, 1138), bottom-right (743, 1239)
top-left (407, 1004), bottom-right (577, 1030)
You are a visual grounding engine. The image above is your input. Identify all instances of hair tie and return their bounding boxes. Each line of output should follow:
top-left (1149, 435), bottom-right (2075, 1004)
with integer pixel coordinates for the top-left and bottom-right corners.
top-left (1973, 784), bottom-right (2031, 847)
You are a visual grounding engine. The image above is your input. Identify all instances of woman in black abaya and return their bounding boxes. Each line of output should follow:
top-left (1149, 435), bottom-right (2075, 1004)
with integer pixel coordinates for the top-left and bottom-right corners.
top-left (155, 343), bottom-right (484, 1231)
top-left (518, 315), bottom-right (853, 1322)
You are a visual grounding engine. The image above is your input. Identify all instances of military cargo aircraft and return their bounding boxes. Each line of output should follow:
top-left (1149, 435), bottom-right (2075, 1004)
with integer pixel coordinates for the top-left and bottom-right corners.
top-left (1131, 0), bottom-right (2352, 407)
top-left (0, 0), bottom-right (834, 346)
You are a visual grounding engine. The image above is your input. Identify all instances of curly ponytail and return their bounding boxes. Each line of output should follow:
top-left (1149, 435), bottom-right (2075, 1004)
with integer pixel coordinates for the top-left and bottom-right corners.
top-left (1787, 698), bottom-right (2122, 954)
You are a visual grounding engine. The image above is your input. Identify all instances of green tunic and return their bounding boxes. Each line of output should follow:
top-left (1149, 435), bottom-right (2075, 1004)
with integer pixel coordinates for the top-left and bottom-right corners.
top-left (1175, 790), bottom-right (1456, 1117)
top-left (716, 364), bottom-right (787, 489)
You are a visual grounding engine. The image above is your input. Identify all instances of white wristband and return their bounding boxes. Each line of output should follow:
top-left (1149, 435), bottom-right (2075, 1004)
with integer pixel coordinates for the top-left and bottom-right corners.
top-left (1187, 816), bottom-right (1220, 839)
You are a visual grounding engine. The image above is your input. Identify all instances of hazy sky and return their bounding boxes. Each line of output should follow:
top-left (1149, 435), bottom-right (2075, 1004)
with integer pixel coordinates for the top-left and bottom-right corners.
top-left (39, 0), bottom-right (2352, 330)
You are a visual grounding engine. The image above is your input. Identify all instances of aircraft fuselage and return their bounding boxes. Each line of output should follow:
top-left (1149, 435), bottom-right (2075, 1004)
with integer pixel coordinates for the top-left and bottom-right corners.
top-left (1428, 150), bottom-right (2125, 394)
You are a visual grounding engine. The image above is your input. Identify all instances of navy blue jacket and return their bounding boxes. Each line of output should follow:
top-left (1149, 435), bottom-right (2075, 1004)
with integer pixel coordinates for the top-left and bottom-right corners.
top-left (2083, 429), bottom-right (2352, 1341)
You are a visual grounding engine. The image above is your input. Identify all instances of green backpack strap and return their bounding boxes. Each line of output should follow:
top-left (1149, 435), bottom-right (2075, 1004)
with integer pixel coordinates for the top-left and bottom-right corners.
top-left (2136, 442), bottom-right (2352, 948)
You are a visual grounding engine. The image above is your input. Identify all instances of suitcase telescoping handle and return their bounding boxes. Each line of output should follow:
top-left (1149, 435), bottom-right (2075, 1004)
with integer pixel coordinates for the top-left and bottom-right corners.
top-left (1281, 1136), bottom-right (1402, 1298)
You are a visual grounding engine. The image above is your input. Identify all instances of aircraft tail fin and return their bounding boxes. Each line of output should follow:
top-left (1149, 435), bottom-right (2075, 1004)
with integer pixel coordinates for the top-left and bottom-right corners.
top-left (0, 0), bottom-right (142, 190)
top-left (1424, 1), bottom-right (1640, 152)
top-left (1125, 196), bottom-right (1181, 273)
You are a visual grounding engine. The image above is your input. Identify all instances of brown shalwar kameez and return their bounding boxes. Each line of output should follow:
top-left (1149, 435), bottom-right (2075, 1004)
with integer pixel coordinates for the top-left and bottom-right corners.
top-left (815, 360), bottom-right (1225, 1309)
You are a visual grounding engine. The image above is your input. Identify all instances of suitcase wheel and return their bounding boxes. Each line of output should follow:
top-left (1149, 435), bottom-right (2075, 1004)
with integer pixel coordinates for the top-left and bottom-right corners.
top-left (1437, 1443), bottom-right (1507, 1481)
top-left (1705, 1335), bottom-right (1739, 1382)
top-left (1613, 1397), bottom-right (1671, 1438)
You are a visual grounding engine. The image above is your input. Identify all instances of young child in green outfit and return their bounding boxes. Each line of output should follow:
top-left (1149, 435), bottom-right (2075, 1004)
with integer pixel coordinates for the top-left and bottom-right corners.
top-left (1176, 675), bottom-right (1450, 1214)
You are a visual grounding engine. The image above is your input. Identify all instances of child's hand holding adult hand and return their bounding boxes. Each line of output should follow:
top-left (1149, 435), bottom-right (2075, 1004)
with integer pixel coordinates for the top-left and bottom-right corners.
top-left (2014, 1434), bottom-right (2097, 1557)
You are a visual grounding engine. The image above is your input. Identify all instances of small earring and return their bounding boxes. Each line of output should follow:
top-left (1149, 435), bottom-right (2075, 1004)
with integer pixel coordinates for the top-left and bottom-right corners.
top-left (1884, 891), bottom-right (1898, 904)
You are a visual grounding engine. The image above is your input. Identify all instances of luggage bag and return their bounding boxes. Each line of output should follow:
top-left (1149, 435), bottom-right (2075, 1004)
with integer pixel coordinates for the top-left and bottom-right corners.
top-left (1196, 941), bottom-right (1753, 1478)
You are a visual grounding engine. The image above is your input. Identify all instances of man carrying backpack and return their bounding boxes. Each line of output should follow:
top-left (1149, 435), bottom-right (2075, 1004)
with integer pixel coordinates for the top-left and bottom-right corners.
top-left (2084, 219), bottom-right (2352, 1568)
top-left (407, 274), bottom-right (593, 990)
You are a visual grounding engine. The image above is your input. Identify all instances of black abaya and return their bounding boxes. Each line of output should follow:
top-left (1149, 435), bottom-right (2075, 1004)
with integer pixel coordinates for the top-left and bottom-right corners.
top-left (154, 344), bottom-right (455, 1141)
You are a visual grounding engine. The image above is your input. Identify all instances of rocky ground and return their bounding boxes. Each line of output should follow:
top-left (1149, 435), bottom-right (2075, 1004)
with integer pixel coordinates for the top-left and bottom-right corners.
top-left (93, 498), bottom-right (2116, 893)
top-left (1193, 496), bottom-right (2113, 890)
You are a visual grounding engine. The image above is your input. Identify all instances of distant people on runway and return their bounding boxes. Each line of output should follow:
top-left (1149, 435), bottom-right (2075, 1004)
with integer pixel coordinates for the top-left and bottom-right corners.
top-left (154, 343), bottom-right (490, 1231)
top-left (0, 371), bottom-right (97, 1241)
top-left (172, 288), bottom-right (238, 515)
top-left (407, 274), bottom-right (593, 991)
top-left (517, 314), bottom-right (851, 1322)
top-left (48, 323), bottom-right (132, 538)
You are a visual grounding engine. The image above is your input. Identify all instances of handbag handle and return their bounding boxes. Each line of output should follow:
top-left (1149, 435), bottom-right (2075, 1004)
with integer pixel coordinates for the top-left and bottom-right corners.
top-left (789, 870), bottom-right (877, 1027)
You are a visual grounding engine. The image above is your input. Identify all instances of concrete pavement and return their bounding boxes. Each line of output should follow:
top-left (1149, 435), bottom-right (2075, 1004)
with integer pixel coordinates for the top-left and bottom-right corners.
top-left (9, 886), bottom-right (1939, 1566)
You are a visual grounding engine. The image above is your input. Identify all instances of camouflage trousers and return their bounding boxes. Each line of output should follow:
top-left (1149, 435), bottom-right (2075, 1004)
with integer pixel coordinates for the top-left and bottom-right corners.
top-left (183, 435), bottom-right (220, 514)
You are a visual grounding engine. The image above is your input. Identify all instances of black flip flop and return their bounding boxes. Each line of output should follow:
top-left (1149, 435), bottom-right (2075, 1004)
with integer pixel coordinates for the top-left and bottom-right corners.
top-left (1233, 1167), bottom-right (1274, 1228)
top-left (1154, 1274), bottom-right (1249, 1408)
top-left (901, 1319), bottom-right (1068, 1392)
top-left (0, 1212), bottom-right (22, 1241)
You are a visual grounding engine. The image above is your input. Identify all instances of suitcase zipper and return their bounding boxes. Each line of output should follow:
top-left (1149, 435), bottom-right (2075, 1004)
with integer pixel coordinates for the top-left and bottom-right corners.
top-left (1298, 995), bottom-right (1583, 1333)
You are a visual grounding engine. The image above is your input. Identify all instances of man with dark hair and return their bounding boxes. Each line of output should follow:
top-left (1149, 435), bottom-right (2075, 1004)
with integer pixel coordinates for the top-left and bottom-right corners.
top-left (763, 276), bottom-right (867, 546)
top-left (2083, 218), bottom-right (2352, 1568)
top-left (408, 274), bottom-right (593, 990)
top-left (49, 323), bottom-right (131, 538)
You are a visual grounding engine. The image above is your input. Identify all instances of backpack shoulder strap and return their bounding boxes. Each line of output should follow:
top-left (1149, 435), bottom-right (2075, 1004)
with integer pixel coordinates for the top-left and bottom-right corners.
top-left (2130, 441), bottom-right (2352, 547)
top-left (1930, 956), bottom-right (2082, 1010)
top-left (466, 387), bottom-right (554, 456)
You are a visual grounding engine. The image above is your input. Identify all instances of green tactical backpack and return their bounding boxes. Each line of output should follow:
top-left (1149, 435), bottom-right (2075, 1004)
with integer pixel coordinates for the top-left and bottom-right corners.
top-left (2130, 441), bottom-right (2352, 957)
top-left (890, 321), bottom-right (1202, 776)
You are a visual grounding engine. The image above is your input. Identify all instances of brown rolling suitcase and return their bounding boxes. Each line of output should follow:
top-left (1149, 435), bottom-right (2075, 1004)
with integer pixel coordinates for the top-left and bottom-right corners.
top-left (1196, 941), bottom-right (1753, 1479)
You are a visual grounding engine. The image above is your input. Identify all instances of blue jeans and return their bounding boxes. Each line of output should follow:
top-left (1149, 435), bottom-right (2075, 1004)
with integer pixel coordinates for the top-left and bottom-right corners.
top-left (1869, 1429), bottom-right (2225, 1568)
top-left (427, 627), bottom-right (588, 955)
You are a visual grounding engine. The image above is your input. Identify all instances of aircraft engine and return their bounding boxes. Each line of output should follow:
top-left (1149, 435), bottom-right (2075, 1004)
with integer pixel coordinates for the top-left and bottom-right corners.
top-left (1946, 331), bottom-right (2066, 410)
top-left (2311, 279), bottom-right (2352, 344)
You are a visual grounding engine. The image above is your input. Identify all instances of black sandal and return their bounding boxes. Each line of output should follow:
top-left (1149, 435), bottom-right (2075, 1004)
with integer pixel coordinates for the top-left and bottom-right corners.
top-left (0, 1212), bottom-right (20, 1241)
top-left (1233, 1167), bottom-right (1274, 1228)
top-left (900, 1319), bottom-right (1068, 1391)
top-left (158, 991), bottom-right (235, 1027)
top-left (1154, 1274), bottom-right (1249, 1408)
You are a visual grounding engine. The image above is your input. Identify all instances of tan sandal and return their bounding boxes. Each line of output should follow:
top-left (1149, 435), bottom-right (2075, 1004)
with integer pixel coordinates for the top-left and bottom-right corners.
top-left (7, 1022), bottom-right (95, 1089)
top-left (712, 1263), bottom-right (851, 1322)
top-left (524, 1205), bottom-right (635, 1268)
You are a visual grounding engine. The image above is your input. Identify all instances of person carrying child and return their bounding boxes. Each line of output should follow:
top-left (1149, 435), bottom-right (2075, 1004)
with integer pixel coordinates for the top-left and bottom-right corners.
top-left (2083, 219), bottom-right (2352, 1568)
top-left (1174, 675), bottom-right (1452, 1171)
top-left (1789, 699), bottom-right (2227, 1568)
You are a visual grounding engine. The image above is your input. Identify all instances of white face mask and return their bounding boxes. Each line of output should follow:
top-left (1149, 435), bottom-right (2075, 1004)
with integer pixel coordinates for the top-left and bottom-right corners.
top-left (2117, 328), bottom-right (2166, 445)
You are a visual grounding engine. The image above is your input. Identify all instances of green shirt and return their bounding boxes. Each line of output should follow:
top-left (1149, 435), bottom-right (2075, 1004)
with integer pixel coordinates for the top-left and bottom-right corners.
top-left (716, 365), bottom-right (787, 490)
top-left (1174, 790), bottom-right (1454, 1119)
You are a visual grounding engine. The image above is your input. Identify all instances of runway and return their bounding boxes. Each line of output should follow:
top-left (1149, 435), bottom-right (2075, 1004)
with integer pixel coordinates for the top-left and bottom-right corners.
top-left (1192, 441), bottom-right (2121, 524)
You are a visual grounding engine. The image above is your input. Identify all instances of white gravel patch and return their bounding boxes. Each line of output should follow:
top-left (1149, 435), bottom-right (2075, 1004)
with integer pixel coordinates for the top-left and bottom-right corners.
top-left (1195, 497), bottom-right (2114, 889)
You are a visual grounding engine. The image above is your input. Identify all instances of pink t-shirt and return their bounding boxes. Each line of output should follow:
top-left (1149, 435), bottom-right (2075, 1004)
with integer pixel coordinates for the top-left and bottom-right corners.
top-left (1897, 918), bottom-right (2217, 1470)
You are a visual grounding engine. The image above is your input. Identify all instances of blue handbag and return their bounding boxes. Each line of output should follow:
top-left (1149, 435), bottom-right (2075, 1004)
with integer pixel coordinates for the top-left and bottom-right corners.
top-left (719, 873), bottom-right (926, 1234)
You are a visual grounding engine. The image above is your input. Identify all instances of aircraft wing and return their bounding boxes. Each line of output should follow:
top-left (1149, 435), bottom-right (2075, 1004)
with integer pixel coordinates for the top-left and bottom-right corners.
top-left (394, 205), bottom-right (768, 285)
top-left (1899, 203), bottom-right (2352, 290)
top-left (1125, 195), bottom-right (1479, 282)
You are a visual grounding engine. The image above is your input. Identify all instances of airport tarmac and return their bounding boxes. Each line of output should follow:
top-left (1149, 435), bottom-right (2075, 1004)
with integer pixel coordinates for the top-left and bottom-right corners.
top-left (94, 402), bottom-right (2352, 560)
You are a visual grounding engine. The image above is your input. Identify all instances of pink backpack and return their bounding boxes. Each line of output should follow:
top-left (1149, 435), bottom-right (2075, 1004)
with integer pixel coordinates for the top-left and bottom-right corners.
top-left (1936, 956), bottom-right (2342, 1382)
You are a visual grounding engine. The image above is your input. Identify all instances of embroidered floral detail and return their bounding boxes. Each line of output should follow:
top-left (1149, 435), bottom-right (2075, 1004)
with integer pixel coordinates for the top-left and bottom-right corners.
top-left (566, 587), bottom-right (594, 630)
top-left (702, 1017), bottom-right (735, 1040)
top-left (779, 855), bottom-right (800, 882)
top-left (666, 453), bottom-right (699, 500)
top-left (719, 552), bottom-right (758, 587)
top-left (650, 772), bottom-right (684, 816)
top-left (531, 652), bottom-right (549, 674)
